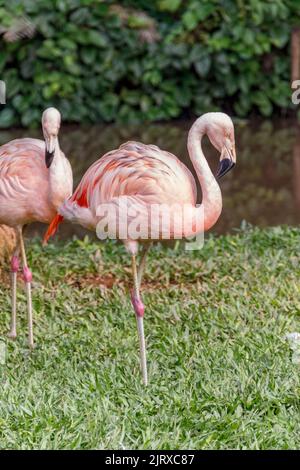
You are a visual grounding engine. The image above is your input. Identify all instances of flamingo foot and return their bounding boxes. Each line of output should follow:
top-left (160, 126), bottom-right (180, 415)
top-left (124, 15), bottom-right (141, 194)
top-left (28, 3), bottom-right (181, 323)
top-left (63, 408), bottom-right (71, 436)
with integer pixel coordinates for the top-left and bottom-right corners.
top-left (131, 290), bottom-right (148, 386)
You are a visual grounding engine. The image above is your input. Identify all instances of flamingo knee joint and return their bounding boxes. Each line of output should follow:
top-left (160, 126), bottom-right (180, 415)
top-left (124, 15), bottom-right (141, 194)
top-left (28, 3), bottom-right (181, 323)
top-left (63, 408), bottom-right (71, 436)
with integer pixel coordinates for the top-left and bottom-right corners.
top-left (11, 255), bottom-right (19, 273)
top-left (131, 290), bottom-right (145, 317)
top-left (23, 266), bottom-right (32, 283)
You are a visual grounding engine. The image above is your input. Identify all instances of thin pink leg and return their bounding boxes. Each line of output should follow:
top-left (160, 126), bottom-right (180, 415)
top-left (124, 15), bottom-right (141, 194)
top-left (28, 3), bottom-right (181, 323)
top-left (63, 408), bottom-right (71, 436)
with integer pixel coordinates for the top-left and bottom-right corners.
top-left (22, 265), bottom-right (34, 349)
top-left (18, 227), bottom-right (34, 349)
top-left (8, 254), bottom-right (19, 339)
top-left (137, 244), bottom-right (150, 289)
top-left (131, 254), bottom-right (148, 386)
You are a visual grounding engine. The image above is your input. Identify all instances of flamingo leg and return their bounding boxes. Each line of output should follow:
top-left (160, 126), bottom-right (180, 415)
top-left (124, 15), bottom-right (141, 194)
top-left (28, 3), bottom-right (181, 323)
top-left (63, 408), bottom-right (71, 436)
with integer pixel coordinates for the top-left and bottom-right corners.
top-left (7, 243), bottom-right (20, 340)
top-left (18, 227), bottom-right (34, 349)
top-left (137, 244), bottom-right (150, 289)
top-left (131, 254), bottom-right (148, 386)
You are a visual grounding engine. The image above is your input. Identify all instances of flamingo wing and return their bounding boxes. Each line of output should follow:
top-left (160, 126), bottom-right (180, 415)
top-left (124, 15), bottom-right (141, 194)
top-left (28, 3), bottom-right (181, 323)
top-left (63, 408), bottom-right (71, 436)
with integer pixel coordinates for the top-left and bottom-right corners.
top-left (0, 138), bottom-right (53, 226)
top-left (79, 141), bottom-right (196, 208)
top-left (44, 141), bottom-right (197, 242)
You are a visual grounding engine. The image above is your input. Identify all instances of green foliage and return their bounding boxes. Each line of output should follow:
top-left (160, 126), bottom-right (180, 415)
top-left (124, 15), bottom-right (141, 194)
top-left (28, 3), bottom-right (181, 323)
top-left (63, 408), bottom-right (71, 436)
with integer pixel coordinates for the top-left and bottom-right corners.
top-left (0, 0), bottom-right (299, 127)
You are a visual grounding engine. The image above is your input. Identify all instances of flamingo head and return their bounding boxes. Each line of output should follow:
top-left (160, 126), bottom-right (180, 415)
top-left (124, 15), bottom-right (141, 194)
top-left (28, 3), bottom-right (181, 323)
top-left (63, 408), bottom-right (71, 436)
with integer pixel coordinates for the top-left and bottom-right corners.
top-left (42, 107), bottom-right (61, 168)
top-left (206, 112), bottom-right (236, 179)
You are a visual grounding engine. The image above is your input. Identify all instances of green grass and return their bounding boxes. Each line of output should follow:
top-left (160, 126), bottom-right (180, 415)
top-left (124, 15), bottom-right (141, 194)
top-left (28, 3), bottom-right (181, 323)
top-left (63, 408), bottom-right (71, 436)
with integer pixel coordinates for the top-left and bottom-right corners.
top-left (0, 226), bottom-right (300, 450)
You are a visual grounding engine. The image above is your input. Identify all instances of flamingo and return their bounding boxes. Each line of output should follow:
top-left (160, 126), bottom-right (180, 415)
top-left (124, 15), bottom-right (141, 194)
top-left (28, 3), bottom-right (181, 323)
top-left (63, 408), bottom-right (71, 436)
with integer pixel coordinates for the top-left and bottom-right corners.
top-left (0, 107), bottom-right (73, 348)
top-left (44, 112), bottom-right (236, 384)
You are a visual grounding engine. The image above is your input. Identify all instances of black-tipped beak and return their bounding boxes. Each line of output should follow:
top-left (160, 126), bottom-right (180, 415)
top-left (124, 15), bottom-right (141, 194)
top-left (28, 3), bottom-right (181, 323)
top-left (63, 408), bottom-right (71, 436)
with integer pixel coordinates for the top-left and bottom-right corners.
top-left (45, 149), bottom-right (54, 168)
top-left (216, 158), bottom-right (235, 179)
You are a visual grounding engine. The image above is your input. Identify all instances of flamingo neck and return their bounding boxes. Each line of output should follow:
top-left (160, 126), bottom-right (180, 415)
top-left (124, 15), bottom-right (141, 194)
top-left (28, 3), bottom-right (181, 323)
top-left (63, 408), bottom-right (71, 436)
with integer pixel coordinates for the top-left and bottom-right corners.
top-left (48, 139), bottom-right (69, 209)
top-left (187, 118), bottom-right (222, 231)
top-left (49, 139), bottom-right (63, 176)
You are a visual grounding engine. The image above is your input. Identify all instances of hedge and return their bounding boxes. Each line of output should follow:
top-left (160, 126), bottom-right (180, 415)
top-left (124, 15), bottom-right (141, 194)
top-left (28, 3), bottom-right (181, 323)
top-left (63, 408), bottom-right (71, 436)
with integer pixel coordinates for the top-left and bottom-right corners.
top-left (0, 0), bottom-right (299, 127)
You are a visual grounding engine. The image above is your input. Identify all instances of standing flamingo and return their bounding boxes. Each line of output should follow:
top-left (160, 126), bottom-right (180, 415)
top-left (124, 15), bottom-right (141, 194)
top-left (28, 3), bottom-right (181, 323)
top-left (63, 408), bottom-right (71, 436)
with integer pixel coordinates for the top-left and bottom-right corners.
top-left (44, 112), bottom-right (236, 384)
top-left (0, 107), bottom-right (73, 348)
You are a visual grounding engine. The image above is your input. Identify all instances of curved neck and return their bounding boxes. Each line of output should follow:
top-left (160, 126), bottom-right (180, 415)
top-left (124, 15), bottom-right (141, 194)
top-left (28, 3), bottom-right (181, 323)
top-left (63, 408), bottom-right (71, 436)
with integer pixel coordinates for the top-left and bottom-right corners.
top-left (51, 138), bottom-right (61, 164)
top-left (48, 138), bottom-right (70, 209)
top-left (187, 118), bottom-right (222, 231)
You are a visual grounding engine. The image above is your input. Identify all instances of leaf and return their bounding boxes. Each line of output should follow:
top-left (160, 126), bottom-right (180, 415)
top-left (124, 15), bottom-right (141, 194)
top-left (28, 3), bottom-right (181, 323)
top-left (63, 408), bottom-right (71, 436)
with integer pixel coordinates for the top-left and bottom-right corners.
top-left (87, 30), bottom-right (108, 48)
top-left (194, 55), bottom-right (211, 77)
top-left (197, 3), bottom-right (215, 21)
top-left (20, 107), bottom-right (41, 127)
top-left (158, 0), bottom-right (182, 12)
top-left (0, 107), bottom-right (16, 128)
top-left (252, 91), bottom-right (273, 116)
top-left (80, 47), bottom-right (97, 65)
top-left (182, 11), bottom-right (198, 31)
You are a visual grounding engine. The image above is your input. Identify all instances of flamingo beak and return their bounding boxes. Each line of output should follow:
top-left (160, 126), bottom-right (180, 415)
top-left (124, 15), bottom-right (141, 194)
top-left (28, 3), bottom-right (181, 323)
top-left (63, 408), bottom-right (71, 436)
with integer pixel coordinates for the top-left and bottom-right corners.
top-left (216, 144), bottom-right (236, 179)
top-left (45, 136), bottom-right (55, 168)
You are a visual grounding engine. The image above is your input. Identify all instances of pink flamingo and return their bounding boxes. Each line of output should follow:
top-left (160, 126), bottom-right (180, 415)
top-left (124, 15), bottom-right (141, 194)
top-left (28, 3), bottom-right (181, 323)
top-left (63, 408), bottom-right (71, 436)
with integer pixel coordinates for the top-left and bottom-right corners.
top-left (44, 112), bottom-right (236, 384)
top-left (0, 107), bottom-right (73, 348)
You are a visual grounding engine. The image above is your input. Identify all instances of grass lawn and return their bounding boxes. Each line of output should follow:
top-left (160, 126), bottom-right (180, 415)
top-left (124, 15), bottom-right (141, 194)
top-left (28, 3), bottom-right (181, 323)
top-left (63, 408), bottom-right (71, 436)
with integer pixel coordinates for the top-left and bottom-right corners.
top-left (0, 226), bottom-right (299, 450)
